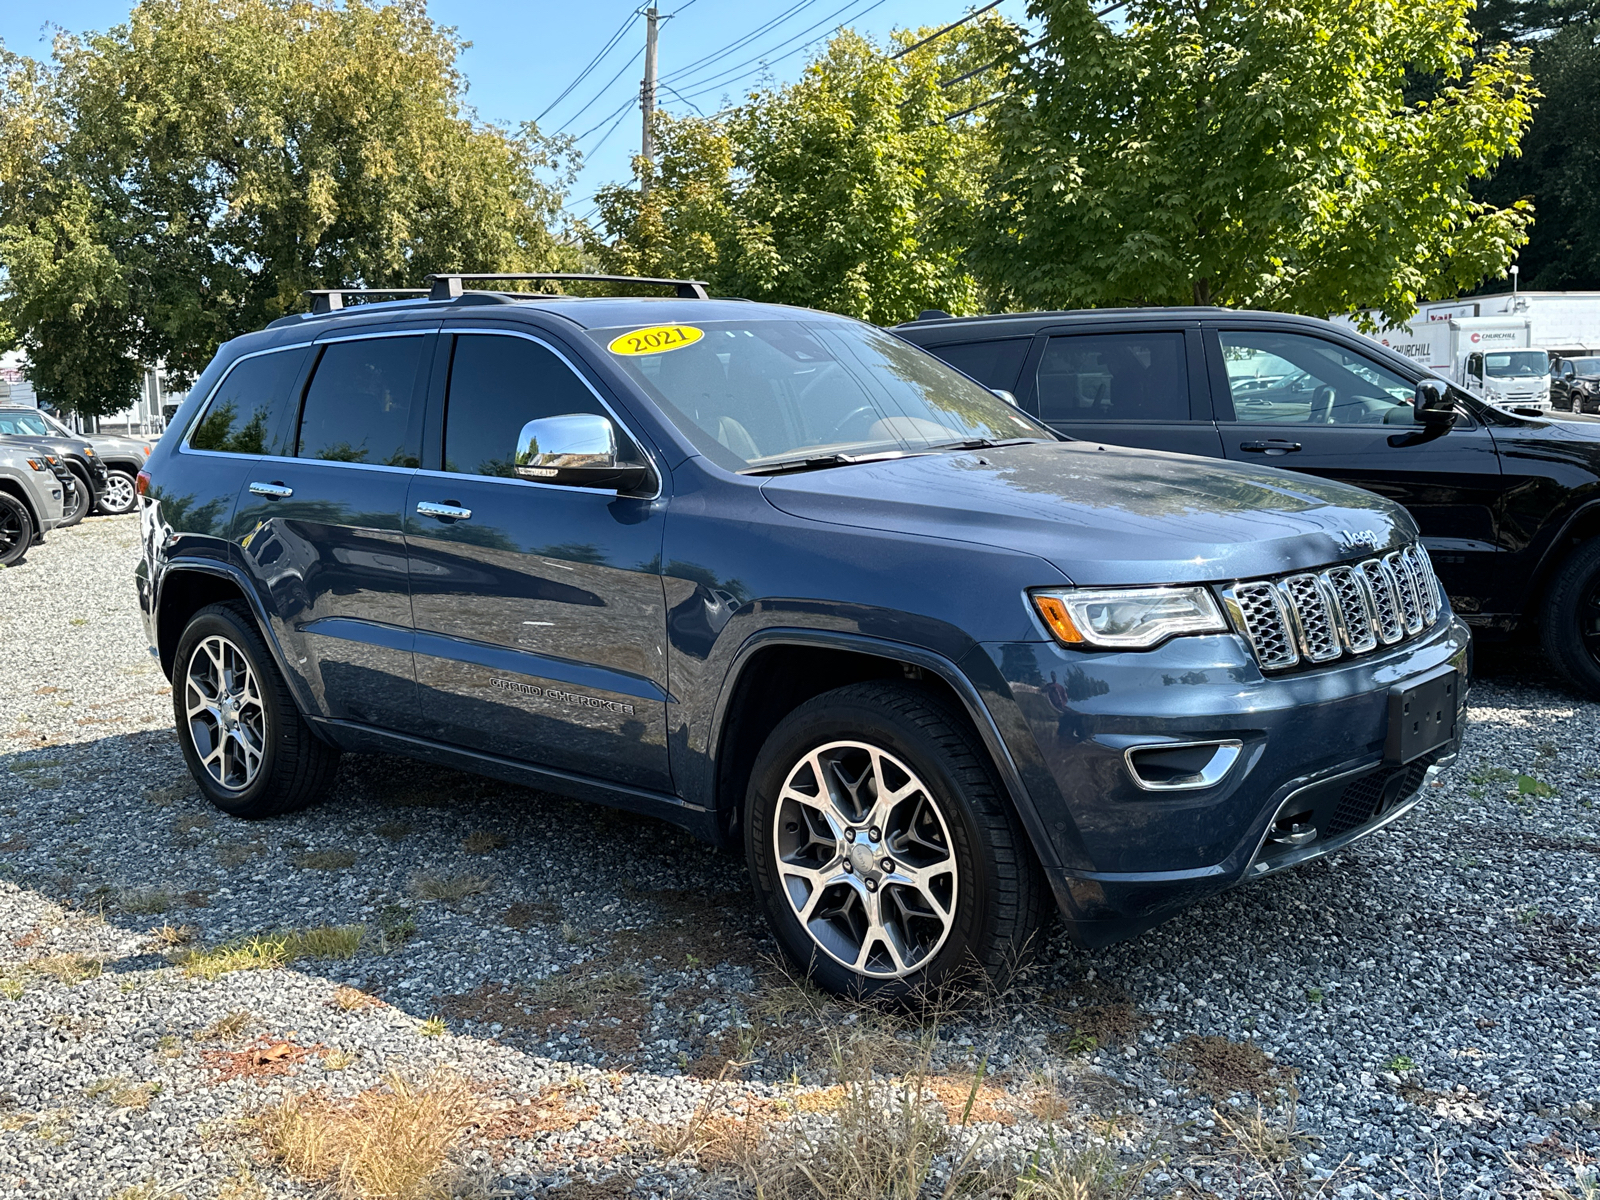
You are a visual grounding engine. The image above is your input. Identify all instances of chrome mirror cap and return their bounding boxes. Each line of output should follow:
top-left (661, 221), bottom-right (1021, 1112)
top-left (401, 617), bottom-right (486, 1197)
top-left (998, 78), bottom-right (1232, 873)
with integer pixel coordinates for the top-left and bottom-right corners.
top-left (515, 413), bottom-right (651, 492)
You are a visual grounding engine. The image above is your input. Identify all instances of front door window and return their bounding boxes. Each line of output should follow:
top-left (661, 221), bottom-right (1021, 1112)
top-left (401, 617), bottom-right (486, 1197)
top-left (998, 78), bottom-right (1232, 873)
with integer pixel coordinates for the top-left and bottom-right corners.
top-left (1218, 330), bottom-right (1416, 426)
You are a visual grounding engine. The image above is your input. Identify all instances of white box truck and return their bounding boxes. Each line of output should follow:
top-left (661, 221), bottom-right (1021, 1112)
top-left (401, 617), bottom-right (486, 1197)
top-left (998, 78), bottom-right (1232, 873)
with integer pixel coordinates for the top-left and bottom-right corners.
top-left (1332, 289), bottom-right (1600, 414)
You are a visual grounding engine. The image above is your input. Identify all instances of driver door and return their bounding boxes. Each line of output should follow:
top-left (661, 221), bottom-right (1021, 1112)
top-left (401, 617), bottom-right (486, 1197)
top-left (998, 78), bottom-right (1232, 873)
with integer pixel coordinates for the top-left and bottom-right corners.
top-left (1207, 325), bottom-right (1508, 614)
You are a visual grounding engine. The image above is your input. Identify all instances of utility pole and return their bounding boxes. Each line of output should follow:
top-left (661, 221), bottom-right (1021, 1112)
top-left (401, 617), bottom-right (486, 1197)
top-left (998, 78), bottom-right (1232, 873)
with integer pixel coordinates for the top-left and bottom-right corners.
top-left (641, 4), bottom-right (659, 198)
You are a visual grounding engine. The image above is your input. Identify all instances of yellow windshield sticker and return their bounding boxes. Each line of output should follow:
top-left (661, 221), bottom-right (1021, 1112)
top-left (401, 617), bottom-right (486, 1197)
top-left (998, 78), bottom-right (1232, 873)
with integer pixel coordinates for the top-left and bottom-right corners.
top-left (608, 325), bottom-right (704, 356)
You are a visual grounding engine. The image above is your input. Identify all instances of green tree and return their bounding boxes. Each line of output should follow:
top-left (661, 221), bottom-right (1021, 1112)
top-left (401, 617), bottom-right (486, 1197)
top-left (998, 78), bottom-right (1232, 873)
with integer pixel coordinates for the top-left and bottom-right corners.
top-left (975, 0), bottom-right (1537, 325)
top-left (0, 0), bottom-right (575, 418)
top-left (587, 19), bottom-right (1017, 323)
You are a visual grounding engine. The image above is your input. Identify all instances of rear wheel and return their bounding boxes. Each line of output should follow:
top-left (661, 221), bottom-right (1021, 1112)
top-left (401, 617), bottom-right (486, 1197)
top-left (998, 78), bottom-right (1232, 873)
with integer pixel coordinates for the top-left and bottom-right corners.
top-left (745, 682), bottom-right (1044, 999)
top-left (96, 469), bottom-right (137, 515)
top-left (1540, 538), bottom-right (1600, 699)
top-left (0, 493), bottom-right (34, 567)
top-left (173, 602), bottom-right (340, 818)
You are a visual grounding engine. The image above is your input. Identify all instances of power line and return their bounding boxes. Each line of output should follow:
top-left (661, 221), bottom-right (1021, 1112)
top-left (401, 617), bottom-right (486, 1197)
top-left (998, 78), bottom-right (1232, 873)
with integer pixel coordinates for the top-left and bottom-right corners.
top-left (672, 0), bottom-right (888, 100)
top-left (556, 44), bottom-right (646, 133)
top-left (658, 82), bottom-right (706, 115)
top-left (537, 8), bottom-right (642, 124)
top-left (576, 91), bottom-right (640, 142)
top-left (889, 0), bottom-right (1002, 59)
top-left (659, 0), bottom-right (824, 85)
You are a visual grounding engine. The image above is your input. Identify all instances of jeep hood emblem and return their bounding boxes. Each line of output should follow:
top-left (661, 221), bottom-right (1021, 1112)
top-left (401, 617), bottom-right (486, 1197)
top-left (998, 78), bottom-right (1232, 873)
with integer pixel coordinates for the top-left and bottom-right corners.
top-left (1336, 529), bottom-right (1381, 551)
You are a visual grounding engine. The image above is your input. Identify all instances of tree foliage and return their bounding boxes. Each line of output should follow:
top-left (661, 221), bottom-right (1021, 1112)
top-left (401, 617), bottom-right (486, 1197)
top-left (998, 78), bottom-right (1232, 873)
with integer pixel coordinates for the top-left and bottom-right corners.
top-left (587, 20), bottom-right (1017, 324)
top-left (973, 0), bottom-right (1537, 325)
top-left (0, 0), bottom-right (574, 417)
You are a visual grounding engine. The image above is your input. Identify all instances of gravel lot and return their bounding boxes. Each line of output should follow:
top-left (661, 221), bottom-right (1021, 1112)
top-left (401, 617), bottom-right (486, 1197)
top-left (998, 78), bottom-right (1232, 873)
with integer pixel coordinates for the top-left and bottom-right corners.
top-left (1, 514), bottom-right (1597, 1199)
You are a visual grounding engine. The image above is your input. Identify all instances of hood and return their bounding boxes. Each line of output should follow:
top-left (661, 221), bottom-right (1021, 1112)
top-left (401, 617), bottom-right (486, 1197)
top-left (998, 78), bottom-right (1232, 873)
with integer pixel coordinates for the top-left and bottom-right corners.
top-left (0, 433), bottom-right (88, 459)
top-left (761, 441), bottom-right (1417, 586)
top-left (91, 433), bottom-right (156, 455)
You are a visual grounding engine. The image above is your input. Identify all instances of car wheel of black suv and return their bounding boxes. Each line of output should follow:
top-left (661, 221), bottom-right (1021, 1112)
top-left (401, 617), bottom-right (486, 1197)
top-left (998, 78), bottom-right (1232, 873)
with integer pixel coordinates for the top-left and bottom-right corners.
top-left (0, 492), bottom-right (34, 567)
top-left (1541, 538), bottom-right (1600, 699)
top-left (173, 602), bottom-right (340, 818)
top-left (746, 682), bottom-right (1044, 1000)
top-left (96, 469), bottom-right (138, 515)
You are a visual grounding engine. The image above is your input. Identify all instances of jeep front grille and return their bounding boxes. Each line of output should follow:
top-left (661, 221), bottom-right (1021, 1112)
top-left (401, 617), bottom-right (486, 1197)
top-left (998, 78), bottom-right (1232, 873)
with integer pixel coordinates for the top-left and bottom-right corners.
top-left (1222, 546), bottom-right (1442, 671)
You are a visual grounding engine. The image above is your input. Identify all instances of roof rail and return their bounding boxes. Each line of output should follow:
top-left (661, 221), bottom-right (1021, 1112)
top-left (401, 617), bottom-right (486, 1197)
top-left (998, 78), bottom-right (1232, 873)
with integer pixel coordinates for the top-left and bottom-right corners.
top-left (424, 273), bottom-right (710, 301)
top-left (304, 288), bottom-right (431, 315)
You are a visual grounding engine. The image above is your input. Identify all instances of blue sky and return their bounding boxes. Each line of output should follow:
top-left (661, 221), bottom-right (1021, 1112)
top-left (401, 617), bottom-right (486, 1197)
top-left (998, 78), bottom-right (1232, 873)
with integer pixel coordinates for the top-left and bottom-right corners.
top-left (1, 0), bottom-right (1032, 224)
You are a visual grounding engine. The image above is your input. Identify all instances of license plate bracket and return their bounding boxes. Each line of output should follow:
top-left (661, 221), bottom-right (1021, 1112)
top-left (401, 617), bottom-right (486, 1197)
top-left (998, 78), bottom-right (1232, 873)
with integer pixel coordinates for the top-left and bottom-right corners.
top-left (1385, 668), bottom-right (1459, 765)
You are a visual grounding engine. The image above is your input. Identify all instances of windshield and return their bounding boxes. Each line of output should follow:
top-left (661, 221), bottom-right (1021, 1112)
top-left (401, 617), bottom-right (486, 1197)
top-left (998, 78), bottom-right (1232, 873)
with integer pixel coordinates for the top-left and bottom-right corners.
top-left (590, 318), bottom-right (1052, 471)
top-left (0, 411), bottom-right (52, 437)
top-left (1484, 351), bottom-right (1548, 378)
top-left (1573, 359), bottom-right (1600, 378)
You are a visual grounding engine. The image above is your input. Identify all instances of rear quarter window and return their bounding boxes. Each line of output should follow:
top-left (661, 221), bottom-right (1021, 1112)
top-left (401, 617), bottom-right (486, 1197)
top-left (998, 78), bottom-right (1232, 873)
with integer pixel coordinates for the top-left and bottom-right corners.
top-left (921, 339), bottom-right (1031, 392)
top-left (188, 347), bottom-right (309, 455)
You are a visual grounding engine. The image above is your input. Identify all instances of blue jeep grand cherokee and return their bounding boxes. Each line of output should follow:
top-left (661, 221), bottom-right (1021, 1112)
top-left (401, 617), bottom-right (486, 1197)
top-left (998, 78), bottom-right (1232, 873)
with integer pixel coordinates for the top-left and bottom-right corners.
top-left (136, 273), bottom-right (1469, 997)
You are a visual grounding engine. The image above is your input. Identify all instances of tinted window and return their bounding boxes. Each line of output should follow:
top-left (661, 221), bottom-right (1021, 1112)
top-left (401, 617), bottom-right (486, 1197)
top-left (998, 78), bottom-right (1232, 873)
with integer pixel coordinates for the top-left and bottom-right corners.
top-left (297, 336), bottom-right (424, 465)
top-left (443, 335), bottom-right (613, 476)
top-left (1220, 330), bottom-right (1416, 426)
top-left (926, 339), bottom-right (1030, 392)
top-left (189, 348), bottom-right (308, 455)
top-left (1035, 333), bottom-right (1189, 422)
top-left (0, 411), bottom-right (52, 437)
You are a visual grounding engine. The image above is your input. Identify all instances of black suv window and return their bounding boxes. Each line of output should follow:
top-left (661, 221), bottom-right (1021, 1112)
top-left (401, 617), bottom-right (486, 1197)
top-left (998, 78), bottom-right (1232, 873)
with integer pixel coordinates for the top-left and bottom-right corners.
top-left (1035, 332), bottom-right (1189, 422)
top-left (443, 334), bottom-right (615, 477)
top-left (1219, 330), bottom-right (1415, 426)
top-left (927, 339), bottom-right (1030, 393)
top-left (188, 347), bottom-right (308, 455)
top-left (297, 336), bottom-right (424, 465)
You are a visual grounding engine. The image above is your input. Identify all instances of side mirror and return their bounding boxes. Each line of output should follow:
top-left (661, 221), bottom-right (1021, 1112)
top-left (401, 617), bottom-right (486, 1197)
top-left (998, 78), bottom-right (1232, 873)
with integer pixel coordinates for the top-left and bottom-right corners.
top-left (515, 413), bottom-right (651, 492)
top-left (991, 388), bottom-right (1018, 406)
top-left (1413, 380), bottom-right (1455, 427)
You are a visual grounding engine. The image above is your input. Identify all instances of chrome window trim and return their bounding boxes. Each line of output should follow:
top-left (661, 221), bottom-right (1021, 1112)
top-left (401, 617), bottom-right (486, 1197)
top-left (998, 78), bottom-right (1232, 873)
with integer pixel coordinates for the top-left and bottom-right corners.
top-left (176, 341), bottom-right (315, 455)
top-left (434, 325), bottom-right (664, 502)
top-left (314, 328), bottom-right (434, 344)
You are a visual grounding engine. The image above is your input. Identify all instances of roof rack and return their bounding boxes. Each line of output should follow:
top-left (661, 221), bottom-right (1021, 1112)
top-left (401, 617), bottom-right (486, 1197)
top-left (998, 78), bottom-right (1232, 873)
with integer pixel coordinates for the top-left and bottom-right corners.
top-left (304, 288), bottom-right (431, 315)
top-left (424, 273), bottom-right (710, 301)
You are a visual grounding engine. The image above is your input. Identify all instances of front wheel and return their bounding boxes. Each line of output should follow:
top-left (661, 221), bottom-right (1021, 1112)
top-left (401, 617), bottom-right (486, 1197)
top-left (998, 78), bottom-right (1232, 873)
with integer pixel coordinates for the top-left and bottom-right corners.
top-left (0, 492), bottom-right (34, 567)
top-left (1540, 538), bottom-right (1600, 699)
top-left (57, 472), bottom-right (87, 528)
top-left (745, 682), bottom-right (1044, 999)
top-left (173, 602), bottom-right (340, 818)
top-left (96, 469), bottom-right (138, 515)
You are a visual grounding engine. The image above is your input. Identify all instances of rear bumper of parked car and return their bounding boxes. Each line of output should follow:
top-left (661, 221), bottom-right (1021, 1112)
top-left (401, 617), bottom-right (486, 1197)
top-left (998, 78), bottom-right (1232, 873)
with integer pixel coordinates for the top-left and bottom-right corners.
top-left (983, 615), bottom-right (1471, 948)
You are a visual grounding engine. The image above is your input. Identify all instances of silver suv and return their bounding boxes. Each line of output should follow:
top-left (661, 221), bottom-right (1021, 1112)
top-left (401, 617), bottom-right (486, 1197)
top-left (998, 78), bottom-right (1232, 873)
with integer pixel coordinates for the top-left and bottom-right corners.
top-left (0, 443), bottom-right (66, 566)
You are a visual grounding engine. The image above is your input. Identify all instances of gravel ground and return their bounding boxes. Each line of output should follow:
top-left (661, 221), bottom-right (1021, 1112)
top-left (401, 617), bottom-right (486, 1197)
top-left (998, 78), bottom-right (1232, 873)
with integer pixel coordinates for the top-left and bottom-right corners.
top-left (1, 515), bottom-right (1597, 1199)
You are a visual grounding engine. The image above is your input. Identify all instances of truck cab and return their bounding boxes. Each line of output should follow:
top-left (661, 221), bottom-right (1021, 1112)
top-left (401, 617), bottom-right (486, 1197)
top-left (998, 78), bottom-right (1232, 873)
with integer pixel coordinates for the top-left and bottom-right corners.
top-left (1459, 344), bottom-right (1552, 413)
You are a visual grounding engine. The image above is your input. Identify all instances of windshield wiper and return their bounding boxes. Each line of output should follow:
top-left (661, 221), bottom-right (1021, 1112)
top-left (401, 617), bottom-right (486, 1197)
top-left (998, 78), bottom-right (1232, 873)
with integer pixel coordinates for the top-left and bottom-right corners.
top-left (928, 437), bottom-right (1049, 451)
top-left (742, 449), bottom-right (930, 477)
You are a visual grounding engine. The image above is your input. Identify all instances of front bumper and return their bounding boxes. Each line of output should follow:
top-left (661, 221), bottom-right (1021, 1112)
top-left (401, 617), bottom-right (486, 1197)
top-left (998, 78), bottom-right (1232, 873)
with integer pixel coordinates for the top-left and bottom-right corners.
top-left (983, 614), bottom-right (1470, 947)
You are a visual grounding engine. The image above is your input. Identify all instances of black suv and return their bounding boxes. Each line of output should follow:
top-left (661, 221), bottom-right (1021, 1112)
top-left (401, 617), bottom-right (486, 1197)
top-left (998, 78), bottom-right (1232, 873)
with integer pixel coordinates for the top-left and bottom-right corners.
top-left (137, 275), bottom-right (1467, 996)
top-left (898, 307), bottom-right (1600, 698)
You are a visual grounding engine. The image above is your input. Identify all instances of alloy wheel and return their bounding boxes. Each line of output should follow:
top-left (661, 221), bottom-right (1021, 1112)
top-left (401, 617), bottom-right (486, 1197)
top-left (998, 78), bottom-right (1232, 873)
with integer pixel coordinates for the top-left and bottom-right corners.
top-left (98, 472), bottom-right (136, 514)
top-left (185, 635), bottom-right (267, 792)
top-left (60, 481), bottom-right (84, 522)
top-left (772, 740), bottom-right (959, 978)
top-left (0, 503), bottom-right (25, 561)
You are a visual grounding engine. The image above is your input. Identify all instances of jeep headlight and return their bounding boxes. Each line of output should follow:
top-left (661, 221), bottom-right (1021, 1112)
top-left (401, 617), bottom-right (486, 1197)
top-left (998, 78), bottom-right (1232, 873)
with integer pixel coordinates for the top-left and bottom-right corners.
top-left (1031, 586), bottom-right (1227, 649)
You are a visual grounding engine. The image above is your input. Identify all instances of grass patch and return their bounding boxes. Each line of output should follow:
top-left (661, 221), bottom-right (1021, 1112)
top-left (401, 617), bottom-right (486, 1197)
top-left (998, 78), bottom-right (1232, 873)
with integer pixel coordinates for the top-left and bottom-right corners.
top-left (461, 830), bottom-right (505, 854)
top-left (331, 986), bottom-right (382, 1012)
top-left (177, 925), bottom-right (365, 980)
top-left (0, 976), bottom-right (23, 1001)
top-left (216, 842), bottom-right (265, 868)
top-left (501, 898), bottom-right (561, 929)
top-left (377, 904), bottom-right (417, 952)
top-left (150, 923), bottom-right (198, 948)
top-left (118, 887), bottom-right (173, 915)
top-left (196, 1011), bottom-right (254, 1041)
top-left (256, 1068), bottom-right (480, 1200)
top-left (408, 871), bottom-right (492, 905)
top-left (292, 848), bottom-right (358, 871)
top-left (30, 954), bottom-right (102, 986)
top-left (374, 821), bottom-right (412, 841)
top-left (419, 1016), bottom-right (447, 1038)
top-left (1385, 1054), bottom-right (1417, 1073)
top-left (142, 780), bottom-right (195, 806)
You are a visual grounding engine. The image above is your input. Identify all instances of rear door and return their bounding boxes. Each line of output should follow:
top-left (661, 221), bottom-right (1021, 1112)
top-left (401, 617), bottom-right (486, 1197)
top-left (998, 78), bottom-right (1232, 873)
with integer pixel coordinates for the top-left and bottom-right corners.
top-left (402, 323), bottom-right (672, 794)
top-left (1020, 324), bottom-right (1222, 457)
top-left (232, 326), bottom-right (434, 731)
top-left (1207, 323), bottom-right (1508, 612)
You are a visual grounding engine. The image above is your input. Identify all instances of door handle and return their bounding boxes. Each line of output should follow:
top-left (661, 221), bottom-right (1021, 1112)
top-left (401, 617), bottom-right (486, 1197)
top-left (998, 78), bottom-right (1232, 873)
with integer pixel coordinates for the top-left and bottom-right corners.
top-left (248, 481), bottom-right (293, 499)
top-left (1239, 440), bottom-right (1302, 454)
top-left (416, 500), bottom-right (472, 521)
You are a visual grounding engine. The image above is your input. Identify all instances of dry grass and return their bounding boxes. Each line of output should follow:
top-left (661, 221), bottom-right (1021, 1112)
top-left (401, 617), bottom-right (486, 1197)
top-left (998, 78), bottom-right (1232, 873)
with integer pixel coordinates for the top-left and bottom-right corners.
top-left (118, 887), bottom-right (173, 915)
top-left (374, 821), bottom-right (413, 841)
top-left (461, 830), bottom-right (505, 854)
top-left (204, 1039), bottom-right (325, 1083)
top-left (215, 841), bottom-right (265, 868)
top-left (86, 1077), bottom-right (158, 1109)
top-left (409, 871), bottom-right (493, 905)
top-left (176, 925), bottom-right (365, 980)
top-left (197, 1010), bottom-right (254, 1042)
top-left (292, 848), bottom-right (358, 871)
top-left (331, 985), bottom-right (383, 1012)
top-left (256, 1068), bottom-right (482, 1200)
top-left (142, 780), bottom-right (195, 806)
top-left (29, 953), bottom-right (102, 985)
top-left (150, 923), bottom-right (198, 948)
top-left (500, 899), bottom-right (561, 929)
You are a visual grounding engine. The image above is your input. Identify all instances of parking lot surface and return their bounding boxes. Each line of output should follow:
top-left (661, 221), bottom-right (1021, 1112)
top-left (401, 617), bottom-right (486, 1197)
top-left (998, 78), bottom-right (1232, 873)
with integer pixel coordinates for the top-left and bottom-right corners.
top-left (1, 515), bottom-right (1597, 1198)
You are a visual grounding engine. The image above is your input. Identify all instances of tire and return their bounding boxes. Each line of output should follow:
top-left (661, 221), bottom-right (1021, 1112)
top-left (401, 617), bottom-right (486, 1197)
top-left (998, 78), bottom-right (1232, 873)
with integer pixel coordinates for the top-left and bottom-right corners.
top-left (56, 472), bottom-right (87, 528)
top-left (745, 681), bottom-right (1044, 1000)
top-left (96, 469), bottom-right (137, 515)
top-left (172, 601), bottom-right (340, 818)
top-left (1540, 538), bottom-right (1600, 699)
top-left (0, 492), bottom-right (34, 568)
